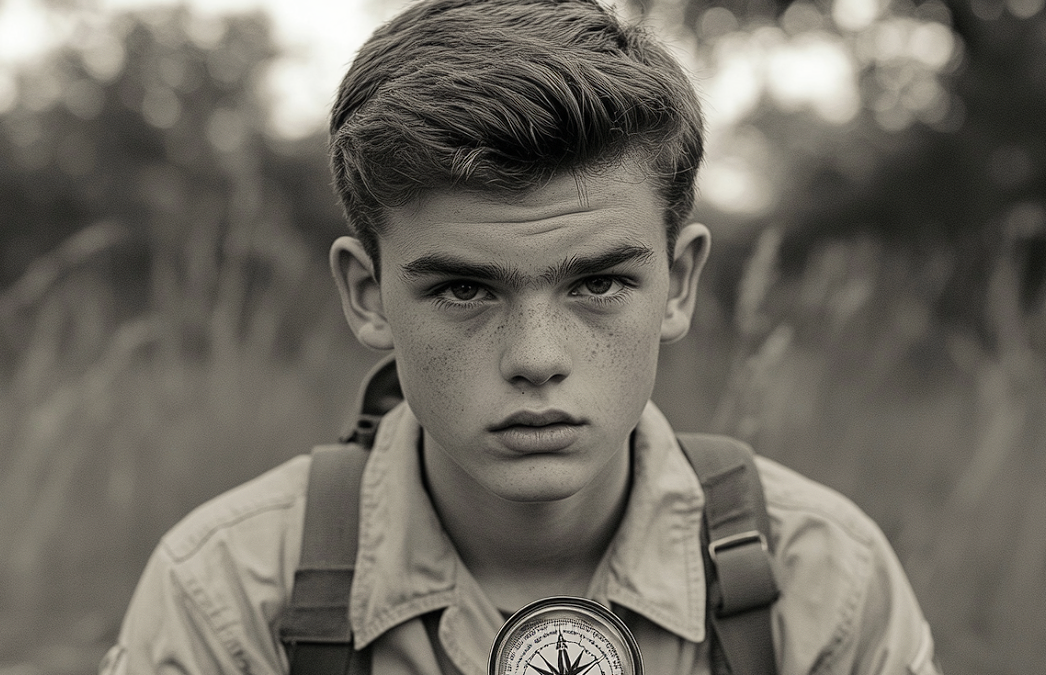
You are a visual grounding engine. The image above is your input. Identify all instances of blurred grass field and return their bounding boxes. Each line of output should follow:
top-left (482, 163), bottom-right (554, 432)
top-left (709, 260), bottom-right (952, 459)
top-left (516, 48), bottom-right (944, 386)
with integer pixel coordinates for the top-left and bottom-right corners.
top-left (1, 216), bottom-right (1044, 675)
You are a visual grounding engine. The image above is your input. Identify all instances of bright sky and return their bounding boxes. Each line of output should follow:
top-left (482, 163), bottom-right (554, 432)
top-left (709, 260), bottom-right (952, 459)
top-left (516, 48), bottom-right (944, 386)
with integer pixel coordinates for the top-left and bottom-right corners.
top-left (0, 0), bottom-right (962, 215)
top-left (0, 0), bottom-right (870, 137)
top-left (0, 0), bottom-right (404, 137)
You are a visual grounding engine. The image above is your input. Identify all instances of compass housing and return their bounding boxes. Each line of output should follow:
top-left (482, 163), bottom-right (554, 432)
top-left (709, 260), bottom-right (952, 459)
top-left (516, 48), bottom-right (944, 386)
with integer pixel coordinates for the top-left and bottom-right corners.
top-left (488, 597), bottom-right (643, 675)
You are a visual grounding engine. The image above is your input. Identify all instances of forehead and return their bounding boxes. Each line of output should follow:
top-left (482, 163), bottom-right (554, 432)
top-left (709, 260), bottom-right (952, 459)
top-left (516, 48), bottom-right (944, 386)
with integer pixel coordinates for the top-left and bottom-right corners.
top-left (379, 167), bottom-right (667, 267)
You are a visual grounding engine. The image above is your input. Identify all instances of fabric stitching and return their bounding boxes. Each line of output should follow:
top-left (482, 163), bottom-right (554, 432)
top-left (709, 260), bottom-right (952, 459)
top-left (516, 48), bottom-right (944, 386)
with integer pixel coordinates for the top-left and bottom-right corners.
top-left (756, 459), bottom-right (875, 548)
top-left (162, 494), bottom-right (299, 563)
top-left (807, 530), bottom-right (872, 675)
top-left (355, 592), bottom-right (457, 648)
top-left (160, 456), bottom-right (309, 563)
top-left (168, 552), bottom-right (252, 673)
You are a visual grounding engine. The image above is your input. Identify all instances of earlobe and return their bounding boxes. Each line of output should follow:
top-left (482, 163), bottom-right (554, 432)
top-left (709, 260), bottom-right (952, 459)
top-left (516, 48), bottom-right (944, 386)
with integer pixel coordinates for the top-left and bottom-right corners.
top-left (330, 236), bottom-right (394, 351)
top-left (661, 223), bottom-right (711, 344)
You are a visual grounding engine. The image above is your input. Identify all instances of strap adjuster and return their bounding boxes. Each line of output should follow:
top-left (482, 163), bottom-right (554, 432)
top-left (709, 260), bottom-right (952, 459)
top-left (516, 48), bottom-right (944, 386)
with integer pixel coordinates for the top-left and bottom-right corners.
top-left (708, 530), bottom-right (767, 564)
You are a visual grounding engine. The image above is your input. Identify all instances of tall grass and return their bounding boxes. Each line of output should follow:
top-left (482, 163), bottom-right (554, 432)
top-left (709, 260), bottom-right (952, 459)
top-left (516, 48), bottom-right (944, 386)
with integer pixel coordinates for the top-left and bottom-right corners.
top-left (656, 226), bottom-right (1046, 675)
top-left (0, 213), bottom-right (374, 673)
top-left (1, 216), bottom-right (1043, 674)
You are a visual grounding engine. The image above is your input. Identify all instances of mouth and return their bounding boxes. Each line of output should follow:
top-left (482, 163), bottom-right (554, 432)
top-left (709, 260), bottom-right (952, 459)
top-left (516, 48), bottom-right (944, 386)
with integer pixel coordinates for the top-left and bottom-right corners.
top-left (489, 410), bottom-right (586, 453)
top-left (490, 409), bottom-right (583, 430)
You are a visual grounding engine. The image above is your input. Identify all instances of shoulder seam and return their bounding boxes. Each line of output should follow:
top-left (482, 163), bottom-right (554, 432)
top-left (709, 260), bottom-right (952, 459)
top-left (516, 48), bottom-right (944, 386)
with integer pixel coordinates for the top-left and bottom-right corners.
top-left (165, 549), bottom-right (251, 673)
top-left (160, 455), bottom-right (310, 563)
top-left (162, 490), bottom-right (301, 563)
top-left (809, 539), bottom-right (872, 675)
top-left (755, 456), bottom-right (879, 673)
top-left (756, 457), bottom-right (876, 548)
top-left (766, 495), bottom-right (876, 549)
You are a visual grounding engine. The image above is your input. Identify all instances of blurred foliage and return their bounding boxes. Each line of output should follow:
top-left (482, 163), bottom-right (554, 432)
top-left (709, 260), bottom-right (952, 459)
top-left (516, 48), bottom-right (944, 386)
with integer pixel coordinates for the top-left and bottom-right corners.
top-left (628, 0), bottom-right (1046, 342)
top-left (0, 8), bottom-right (369, 672)
top-left (631, 3), bottom-right (1046, 672)
top-left (0, 4), bottom-right (345, 296)
top-left (0, 1), bottom-right (1044, 674)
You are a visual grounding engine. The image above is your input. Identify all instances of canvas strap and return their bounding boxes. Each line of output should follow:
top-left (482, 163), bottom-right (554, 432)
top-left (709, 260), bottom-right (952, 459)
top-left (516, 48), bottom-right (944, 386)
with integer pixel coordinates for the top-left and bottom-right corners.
top-left (677, 433), bottom-right (780, 675)
top-left (279, 444), bottom-right (369, 675)
top-left (279, 356), bottom-right (400, 675)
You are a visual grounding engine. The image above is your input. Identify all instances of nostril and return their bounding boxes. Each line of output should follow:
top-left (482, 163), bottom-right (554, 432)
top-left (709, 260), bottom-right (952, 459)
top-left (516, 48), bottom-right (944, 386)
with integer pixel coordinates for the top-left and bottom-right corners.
top-left (499, 310), bottom-right (573, 385)
top-left (506, 361), bottom-right (570, 387)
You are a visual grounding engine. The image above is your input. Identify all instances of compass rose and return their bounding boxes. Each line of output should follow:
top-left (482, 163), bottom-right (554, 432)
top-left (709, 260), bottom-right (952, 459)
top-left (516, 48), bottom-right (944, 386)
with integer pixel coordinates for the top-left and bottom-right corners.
top-left (525, 630), bottom-right (604, 675)
top-left (488, 597), bottom-right (642, 675)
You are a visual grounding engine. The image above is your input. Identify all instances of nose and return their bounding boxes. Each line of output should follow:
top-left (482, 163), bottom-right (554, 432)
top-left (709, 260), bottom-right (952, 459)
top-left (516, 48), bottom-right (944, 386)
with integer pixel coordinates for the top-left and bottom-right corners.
top-left (498, 301), bottom-right (573, 387)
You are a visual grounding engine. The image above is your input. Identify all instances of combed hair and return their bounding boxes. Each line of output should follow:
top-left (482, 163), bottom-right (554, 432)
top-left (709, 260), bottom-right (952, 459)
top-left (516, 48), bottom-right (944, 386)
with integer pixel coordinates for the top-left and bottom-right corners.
top-left (330, 0), bottom-right (705, 273)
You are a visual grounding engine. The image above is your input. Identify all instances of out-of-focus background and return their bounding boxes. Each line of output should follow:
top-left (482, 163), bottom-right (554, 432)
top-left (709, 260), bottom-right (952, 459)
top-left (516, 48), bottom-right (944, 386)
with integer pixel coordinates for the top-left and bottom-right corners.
top-left (0, 0), bottom-right (1043, 672)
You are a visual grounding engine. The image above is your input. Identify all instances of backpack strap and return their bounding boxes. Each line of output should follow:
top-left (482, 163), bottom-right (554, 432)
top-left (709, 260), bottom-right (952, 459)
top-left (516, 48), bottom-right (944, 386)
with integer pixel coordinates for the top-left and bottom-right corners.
top-left (676, 433), bottom-right (780, 675)
top-left (279, 445), bottom-right (369, 675)
top-left (279, 355), bottom-right (402, 675)
top-left (338, 355), bottom-right (403, 446)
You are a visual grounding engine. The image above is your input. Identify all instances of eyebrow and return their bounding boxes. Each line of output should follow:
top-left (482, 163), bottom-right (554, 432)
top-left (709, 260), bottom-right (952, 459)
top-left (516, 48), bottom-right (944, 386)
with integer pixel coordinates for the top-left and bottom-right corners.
top-left (400, 255), bottom-right (527, 288)
top-left (399, 244), bottom-right (656, 290)
top-left (541, 245), bottom-right (655, 286)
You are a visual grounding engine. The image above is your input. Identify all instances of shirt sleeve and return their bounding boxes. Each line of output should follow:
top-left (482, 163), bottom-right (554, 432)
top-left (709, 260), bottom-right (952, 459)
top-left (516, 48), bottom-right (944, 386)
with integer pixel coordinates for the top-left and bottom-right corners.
top-left (760, 456), bottom-right (942, 675)
top-left (100, 545), bottom-right (252, 675)
top-left (828, 522), bottom-right (942, 675)
top-left (99, 457), bottom-right (308, 675)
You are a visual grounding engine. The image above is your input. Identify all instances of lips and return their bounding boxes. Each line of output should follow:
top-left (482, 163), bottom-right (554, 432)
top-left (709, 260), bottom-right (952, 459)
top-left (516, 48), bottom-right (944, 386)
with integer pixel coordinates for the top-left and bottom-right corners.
top-left (491, 409), bottom-right (582, 430)
top-left (489, 410), bottom-right (585, 453)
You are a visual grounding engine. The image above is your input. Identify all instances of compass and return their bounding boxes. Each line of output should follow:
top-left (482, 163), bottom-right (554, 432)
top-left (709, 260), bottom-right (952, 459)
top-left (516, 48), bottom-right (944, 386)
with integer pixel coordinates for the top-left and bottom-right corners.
top-left (488, 597), bottom-right (643, 675)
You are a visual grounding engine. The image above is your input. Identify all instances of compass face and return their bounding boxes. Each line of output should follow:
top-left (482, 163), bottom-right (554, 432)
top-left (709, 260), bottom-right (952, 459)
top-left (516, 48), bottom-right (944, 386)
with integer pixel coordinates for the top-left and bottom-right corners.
top-left (488, 597), bottom-right (642, 675)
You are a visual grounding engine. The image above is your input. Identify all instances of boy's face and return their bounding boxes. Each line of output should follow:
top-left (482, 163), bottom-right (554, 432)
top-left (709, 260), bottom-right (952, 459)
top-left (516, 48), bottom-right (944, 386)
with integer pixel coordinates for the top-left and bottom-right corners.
top-left (333, 165), bottom-right (709, 503)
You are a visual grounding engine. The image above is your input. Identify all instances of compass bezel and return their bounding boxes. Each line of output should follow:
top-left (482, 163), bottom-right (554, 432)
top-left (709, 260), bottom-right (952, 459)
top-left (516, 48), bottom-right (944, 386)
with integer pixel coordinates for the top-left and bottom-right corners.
top-left (487, 596), bottom-right (643, 675)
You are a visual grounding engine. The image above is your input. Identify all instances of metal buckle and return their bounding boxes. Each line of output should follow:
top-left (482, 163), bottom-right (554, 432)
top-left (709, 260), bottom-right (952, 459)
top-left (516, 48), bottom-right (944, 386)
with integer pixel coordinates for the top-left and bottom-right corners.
top-left (708, 530), bottom-right (767, 563)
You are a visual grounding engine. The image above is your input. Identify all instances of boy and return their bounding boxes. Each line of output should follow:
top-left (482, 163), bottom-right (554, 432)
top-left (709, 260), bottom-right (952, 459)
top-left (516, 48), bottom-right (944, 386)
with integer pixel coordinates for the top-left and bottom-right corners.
top-left (102, 0), bottom-right (942, 673)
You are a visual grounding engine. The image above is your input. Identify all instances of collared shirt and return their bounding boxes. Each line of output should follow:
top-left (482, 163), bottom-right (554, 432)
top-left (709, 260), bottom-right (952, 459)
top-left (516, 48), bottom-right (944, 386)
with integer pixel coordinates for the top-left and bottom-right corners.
top-left (101, 402), bottom-right (941, 675)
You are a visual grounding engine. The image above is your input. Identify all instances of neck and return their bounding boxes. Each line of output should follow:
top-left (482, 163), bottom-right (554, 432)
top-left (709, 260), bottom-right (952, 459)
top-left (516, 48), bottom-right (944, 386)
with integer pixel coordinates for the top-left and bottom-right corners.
top-left (422, 432), bottom-right (632, 613)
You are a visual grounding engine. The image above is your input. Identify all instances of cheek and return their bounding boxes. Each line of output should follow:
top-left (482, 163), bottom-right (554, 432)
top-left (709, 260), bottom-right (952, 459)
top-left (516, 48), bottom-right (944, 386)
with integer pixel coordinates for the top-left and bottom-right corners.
top-left (585, 305), bottom-right (665, 405)
top-left (387, 311), bottom-right (492, 422)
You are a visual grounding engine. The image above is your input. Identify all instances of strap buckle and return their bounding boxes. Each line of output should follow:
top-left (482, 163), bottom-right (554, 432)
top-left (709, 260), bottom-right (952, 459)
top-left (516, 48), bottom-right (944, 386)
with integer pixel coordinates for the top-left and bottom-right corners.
top-left (708, 530), bottom-right (767, 564)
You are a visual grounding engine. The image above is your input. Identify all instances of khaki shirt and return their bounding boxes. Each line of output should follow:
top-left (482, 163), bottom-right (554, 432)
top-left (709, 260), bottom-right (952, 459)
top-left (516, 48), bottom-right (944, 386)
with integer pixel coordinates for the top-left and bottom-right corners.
top-left (101, 402), bottom-right (940, 675)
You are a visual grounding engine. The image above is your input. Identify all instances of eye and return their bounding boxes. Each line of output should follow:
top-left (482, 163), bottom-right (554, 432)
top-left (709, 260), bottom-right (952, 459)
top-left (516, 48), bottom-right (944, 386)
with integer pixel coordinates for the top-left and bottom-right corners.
top-left (572, 276), bottom-right (624, 297)
top-left (447, 282), bottom-right (482, 301)
top-left (431, 280), bottom-right (493, 306)
top-left (581, 277), bottom-right (615, 295)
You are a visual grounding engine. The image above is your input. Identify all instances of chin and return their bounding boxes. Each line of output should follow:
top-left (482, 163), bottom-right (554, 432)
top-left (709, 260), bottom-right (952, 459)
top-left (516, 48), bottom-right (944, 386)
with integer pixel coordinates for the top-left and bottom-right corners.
top-left (487, 470), bottom-right (590, 504)
top-left (497, 488), bottom-right (580, 504)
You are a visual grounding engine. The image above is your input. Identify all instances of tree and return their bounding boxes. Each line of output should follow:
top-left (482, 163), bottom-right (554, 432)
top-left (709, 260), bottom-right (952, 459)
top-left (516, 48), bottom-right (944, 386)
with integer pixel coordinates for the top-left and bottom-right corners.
top-left (626, 0), bottom-right (1045, 335)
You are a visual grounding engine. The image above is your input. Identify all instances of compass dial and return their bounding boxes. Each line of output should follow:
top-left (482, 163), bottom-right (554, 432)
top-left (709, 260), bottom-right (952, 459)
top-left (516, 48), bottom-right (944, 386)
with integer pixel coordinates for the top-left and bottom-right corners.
top-left (488, 597), bottom-right (643, 675)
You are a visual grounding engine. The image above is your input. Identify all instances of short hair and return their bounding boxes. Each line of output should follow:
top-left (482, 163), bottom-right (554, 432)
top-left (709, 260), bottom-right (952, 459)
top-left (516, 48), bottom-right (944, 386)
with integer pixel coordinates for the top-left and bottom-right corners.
top-left (330, 0), bottom-right (705, 275)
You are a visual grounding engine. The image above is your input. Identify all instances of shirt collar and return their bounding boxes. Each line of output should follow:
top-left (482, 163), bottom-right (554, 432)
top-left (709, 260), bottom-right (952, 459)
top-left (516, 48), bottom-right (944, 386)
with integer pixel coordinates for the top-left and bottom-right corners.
top-left (349, 402), bottom-right (460, 648)
top-left (349, 400), bottom-right (708, 660)
top-left (590, 401), bottom-right (707, 643)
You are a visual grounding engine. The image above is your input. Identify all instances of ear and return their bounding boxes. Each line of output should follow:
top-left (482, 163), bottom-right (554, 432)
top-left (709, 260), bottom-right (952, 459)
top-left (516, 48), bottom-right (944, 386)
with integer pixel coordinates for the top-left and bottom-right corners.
top-left (661, 222), bottom-right (711, 344)
top-left (330, 236), bottom-right (394, 351)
